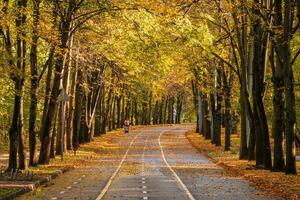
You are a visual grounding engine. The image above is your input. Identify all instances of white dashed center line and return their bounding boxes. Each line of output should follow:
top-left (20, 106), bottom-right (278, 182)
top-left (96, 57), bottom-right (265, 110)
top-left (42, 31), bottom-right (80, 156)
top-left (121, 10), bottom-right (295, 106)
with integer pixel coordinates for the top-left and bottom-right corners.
top-left (141, 136), bottom-right (149, 200)
top-left (158, 130), bottom-right (196, 200)
top-left (95, 132), bottom-right (142, 200)
top-left (60, 191), bottom-right (65, 194)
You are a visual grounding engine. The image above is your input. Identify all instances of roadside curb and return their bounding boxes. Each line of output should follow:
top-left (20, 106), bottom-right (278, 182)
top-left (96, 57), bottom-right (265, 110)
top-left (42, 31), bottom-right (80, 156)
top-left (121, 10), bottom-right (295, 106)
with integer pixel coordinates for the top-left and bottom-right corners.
top-left (0, 167), bottom-right (71, 200)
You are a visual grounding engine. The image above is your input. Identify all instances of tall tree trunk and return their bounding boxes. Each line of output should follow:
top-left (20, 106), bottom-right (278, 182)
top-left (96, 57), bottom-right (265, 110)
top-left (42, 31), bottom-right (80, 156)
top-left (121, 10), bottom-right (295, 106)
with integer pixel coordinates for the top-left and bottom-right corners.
top-left (50, 112), bottom-right (58, 158)
top-left (110, 94), bottom-right (115, 131)
top-left (121, 88), bottom-right (125, 125)
top-left (130, 98), bottom-right (134, 125)
top-left (271, 0), bottom-right (285, 172)
top-left (283, 0), bottom-right (297, 174)
top-left (215, 65), bottom-right (222, 146)
top-left (223, 71), bottom-right (233, 151)
top-left (126, 99), bottom-right (131, 121)
top-left (56, 24), bottom-right (73, 155)
top-left (197, 92), bottom-right (202, 132)
top-left (252, 0), bottom-right (272, 169)
top-left (85, 75), bottom-right (102, 141)
top-left (112, 96), bottom-right (116, 130)
top-left (95, 97), bottom-right (102, 135)
top-left (100, 82), bottom-right (107, 134)
top-left (210, 92), bottom-right (216, 144)
top-left (56, 102), bottom-right (65, 155)
top-left (192, 81), bottom-right (200, 132)
top-left (73, 69), bottom-right (84, 150)
top-left (39, 0), bottom-right (75, 164)
top-left (40, 0), bottom-right (57, 141)
top-left (8, 91), bottom-right (20, 171)
top-left (41, 50), bottom-right (54, 140)
top-left (105, 79), bottom-right (113, 132)
top-left (252, 5), bottom-right (264, 166)
top-left (148, 91), bottom-right (152, 125)
top-left (176, 96), bottom-right (183, 124)
top-left (163, 97), bottom-right (168, 124)
top-left (116, 96), bottom-right (121, 128)
top-left (239, 90), bottom-right (249, 159)
top-left (1, 0), bottom-right (17, 171)
top-left (211, 62), bottom-right (220, 145)
top-left (11, 0), bottom-right (28, 170)
top-left (203, 95), bottom-right (211, 140)
top-left (159, 98), bottom-right (164, 124)
top-left (142, 102), bottom-right (147, 125)
top-left (134, 98), bottom-right (139, 125)
top-left (95, 85), bottom-right (103, 136)
top-left (79, 94), bottom-right (88, 143)
top-left (29, 0), bottom-right (40, 166)
top-left (66, 46), bottom-right (78, 150)
top-left (231, 0), bottom-right (249, 160)
top-left (247, 30), bottom-right (255, 160)
top-left (153, 101), bottom-right (159, 124)
top-left (272, 50), bottom-right (285, 170)
top-left (169, 96), bottom-right (174, 124)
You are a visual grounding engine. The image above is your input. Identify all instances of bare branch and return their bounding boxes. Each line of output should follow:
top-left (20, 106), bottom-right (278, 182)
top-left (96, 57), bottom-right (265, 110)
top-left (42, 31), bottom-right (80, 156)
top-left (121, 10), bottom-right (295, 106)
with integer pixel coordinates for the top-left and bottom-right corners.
top-left (291, 48), bottom-right (300, 66)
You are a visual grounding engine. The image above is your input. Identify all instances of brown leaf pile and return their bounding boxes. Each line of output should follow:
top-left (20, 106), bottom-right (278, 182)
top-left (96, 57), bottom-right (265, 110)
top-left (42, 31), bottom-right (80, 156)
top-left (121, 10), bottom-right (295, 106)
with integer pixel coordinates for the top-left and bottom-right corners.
top-left (30, 129), bottom-right (130, 175)
top-left (186, 130), bottom-right (300, 200)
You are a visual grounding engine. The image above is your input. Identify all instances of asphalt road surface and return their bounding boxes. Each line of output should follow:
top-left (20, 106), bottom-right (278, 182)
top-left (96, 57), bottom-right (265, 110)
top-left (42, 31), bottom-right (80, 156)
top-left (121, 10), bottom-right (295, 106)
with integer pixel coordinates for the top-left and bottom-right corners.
top-left (17, 126), bottom-right (277, 200)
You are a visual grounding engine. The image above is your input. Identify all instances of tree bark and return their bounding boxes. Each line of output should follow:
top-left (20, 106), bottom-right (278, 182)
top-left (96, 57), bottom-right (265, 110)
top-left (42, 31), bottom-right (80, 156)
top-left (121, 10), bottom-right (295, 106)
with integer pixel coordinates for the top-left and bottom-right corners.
top-left (100, 82), bottom-right (106, 134)
top-left (148, 91), bottom-right (153, 125)
top-left (1, 0), bottom-right (17, 171)
top-left (272, 0), bottom-right (285, 171)
top-left (66, 46), bottom-right (78, 150)
top-left (231, 0), bottom-right (249, 160)
top-left (198, 93), bottom-right (203, 132)
top-left (252, 0), bottom-right (272, 169)
top-left (215, 65), bottom-right (222, 146)
top-left (210, 93), bottom-right (216, 144)
top-left (176, 95), bottom-right (183, 124)
top-left (29, 0), bottom-right (40, 166)
top-left (73, 69), bottom-right (84, 150)
top-left (40, 0), bottom-right (57, 141)
top-left (116, 95), bottom-right (121, 128)
top-left (203, 95), bottom-right (211, 140)
top-left (223, 71), bottom-right (233, 151)
top-left (192, 81), bottom-right (200, 132)
top-left (134, 98), bottom-right (139, 125)
top-left (283, 0), bottom-right (297, 174)
top-left (50, 113), bottom-right (58, 158)
top-left (159, 98), bottom-right (164, 124)
top-left (39, 0), bottom-right (75, 164)
top-left (9, 0), bottom-right (28, 170)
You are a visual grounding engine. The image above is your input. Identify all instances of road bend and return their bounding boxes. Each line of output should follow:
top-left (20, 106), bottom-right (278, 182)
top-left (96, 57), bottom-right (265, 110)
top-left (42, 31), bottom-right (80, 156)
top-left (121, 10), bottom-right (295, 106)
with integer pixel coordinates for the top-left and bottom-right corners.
top-left (17, 126), bottom-right (276, 200)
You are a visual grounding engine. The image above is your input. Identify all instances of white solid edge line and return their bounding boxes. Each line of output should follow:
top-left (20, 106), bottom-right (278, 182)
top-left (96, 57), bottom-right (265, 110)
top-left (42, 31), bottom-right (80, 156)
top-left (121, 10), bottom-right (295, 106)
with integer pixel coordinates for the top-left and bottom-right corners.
top-left (95, 132), bottom-right (141, 200)
top-left (158, 130), bottom-right (196, 200)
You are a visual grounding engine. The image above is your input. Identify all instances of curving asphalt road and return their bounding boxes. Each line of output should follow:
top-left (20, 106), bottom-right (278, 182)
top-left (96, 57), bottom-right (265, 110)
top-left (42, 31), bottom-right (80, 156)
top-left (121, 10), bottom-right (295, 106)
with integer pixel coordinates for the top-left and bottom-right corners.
top-left (16, 126), bottom-right (278, 200)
